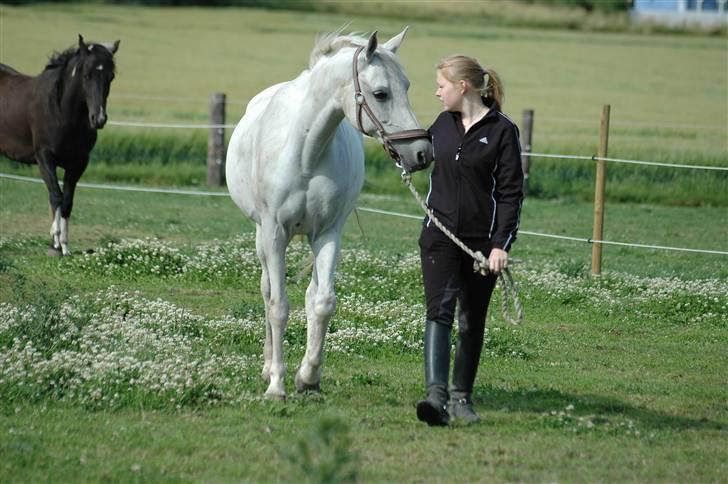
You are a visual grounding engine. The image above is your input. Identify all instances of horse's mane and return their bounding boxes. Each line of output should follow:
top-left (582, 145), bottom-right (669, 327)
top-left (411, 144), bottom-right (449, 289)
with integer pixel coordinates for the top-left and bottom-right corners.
top-left (43, 47), bottom-right (78, 104)
top-left (45, 43), bottom-right (116, 71)
top-left (309, 29), bottom-right (369, 69)
top-left (45, 47), bottom-right (77, 71)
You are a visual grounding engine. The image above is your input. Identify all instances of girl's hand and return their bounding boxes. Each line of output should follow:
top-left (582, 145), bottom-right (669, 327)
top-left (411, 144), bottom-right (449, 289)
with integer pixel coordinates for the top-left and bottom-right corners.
top-left (489, 248), bottom-right (509, 274)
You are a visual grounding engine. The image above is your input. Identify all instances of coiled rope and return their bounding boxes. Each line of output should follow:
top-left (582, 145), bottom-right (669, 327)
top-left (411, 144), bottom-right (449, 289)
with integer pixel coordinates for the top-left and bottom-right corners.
top-left (401, 171), bottom-right (524, 325)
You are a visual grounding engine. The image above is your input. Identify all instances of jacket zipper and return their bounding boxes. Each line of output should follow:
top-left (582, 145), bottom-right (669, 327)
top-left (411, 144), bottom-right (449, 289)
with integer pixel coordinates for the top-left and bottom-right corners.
top-left (455, 142), bottom-right (463, 232)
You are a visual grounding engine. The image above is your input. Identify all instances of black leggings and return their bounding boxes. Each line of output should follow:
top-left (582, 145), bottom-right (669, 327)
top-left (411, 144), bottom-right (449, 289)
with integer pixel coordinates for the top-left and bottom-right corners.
top-left (419, 224), bottom-right (498, 329)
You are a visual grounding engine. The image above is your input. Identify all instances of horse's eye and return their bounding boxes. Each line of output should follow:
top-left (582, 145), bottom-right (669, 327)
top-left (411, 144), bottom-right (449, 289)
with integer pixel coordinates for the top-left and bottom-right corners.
top-left (373, 90), bottom-right (388, 101)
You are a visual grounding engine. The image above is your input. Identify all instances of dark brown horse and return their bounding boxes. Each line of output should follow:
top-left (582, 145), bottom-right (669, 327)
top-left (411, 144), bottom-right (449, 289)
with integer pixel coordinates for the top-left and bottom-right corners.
top-left (0, 35), bottom-right (119, 255)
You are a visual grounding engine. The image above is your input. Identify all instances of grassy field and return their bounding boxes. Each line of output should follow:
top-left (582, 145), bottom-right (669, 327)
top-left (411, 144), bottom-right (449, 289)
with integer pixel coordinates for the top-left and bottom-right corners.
top-left (0, 3), bottom-right (726, 204)
top-left (1, 175), bottom-right (727, 482)
top-left (0, 3), bottom-right (727, 482)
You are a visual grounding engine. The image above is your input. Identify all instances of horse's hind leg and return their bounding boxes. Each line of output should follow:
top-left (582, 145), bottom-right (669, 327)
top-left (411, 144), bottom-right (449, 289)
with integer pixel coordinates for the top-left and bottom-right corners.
top-left (295, 230), bottom-right (340, 393)
top-left (257, 223), bottom-right (290, 400)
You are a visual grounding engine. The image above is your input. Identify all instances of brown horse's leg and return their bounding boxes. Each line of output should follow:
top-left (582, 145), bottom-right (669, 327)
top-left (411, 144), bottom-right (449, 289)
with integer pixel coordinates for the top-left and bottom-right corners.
top-left (59, 169), bottom-right (82, 256)
top-left (35, 151), bottom-right (63, 255)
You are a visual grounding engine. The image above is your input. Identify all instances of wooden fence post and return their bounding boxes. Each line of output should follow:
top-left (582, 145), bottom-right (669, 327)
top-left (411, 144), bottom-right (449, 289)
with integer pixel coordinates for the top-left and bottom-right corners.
top-left (207, 92), bottom-right (226, 187)
top-left (521, 109), bottom-right (534, 194)
top-left (591, 104), bottom-right (610, 276)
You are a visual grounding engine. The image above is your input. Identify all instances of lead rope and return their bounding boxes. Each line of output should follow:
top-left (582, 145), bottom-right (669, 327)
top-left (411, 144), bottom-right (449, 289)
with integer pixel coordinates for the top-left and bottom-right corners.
top-left (400, 171), bottom-right (524, 325)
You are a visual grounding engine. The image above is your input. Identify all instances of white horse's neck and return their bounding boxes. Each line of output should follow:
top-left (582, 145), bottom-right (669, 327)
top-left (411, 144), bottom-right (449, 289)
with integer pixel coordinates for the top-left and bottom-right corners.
top-left (293, 53), bottom-right (353, 174)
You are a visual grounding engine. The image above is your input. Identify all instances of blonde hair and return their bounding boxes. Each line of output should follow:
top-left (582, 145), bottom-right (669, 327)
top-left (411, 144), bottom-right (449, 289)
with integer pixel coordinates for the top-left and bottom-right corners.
top-left (437, 55), bottom-right (504, 109)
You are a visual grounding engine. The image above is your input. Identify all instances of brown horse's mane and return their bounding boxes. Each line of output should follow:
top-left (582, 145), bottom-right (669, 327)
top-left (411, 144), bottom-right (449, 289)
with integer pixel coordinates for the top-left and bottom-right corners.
top-left (45, 47), bottom-right (78, 71)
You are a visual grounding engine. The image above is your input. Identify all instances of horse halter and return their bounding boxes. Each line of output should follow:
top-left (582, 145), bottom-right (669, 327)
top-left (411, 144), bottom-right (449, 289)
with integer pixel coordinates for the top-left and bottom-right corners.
top-left (352, 45), bottom-right (430, 165)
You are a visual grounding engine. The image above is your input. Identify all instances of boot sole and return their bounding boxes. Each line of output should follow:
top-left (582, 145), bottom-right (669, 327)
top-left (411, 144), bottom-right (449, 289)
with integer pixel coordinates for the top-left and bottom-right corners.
top-left (416, 401), bottom-right (449, 426)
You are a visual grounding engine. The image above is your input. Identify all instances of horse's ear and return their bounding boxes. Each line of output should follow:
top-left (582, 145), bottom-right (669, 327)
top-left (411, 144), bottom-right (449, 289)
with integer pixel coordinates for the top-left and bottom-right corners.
top-left (106, 40), bottom-right (120, 55)
top-left (382, 26), bottom-right (409, 54)
top-left (78, 34), bottom-right (87, 55)
top-left (365, 31), bottom-right (378, 63)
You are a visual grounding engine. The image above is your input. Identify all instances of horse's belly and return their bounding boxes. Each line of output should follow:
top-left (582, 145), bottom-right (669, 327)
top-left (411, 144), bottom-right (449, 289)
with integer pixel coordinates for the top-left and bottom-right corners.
top-left (0, 137), bottom-right (35, 163)
top-left (0, 115), bottom-right (34, 162)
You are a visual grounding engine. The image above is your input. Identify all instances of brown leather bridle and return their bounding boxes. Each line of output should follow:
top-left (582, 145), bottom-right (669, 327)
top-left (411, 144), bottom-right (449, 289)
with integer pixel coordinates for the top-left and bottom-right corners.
top-left (352, 45), bottom-right (430, 165)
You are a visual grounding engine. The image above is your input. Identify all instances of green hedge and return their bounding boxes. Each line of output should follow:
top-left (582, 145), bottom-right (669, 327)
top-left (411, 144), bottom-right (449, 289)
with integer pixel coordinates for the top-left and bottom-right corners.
top-left (2, 131), bottom-right (725, 207)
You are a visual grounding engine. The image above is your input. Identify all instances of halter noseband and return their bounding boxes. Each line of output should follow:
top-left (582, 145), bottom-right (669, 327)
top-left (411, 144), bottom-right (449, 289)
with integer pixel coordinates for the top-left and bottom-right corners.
top-left (352, 45), bottom-right (430, 164)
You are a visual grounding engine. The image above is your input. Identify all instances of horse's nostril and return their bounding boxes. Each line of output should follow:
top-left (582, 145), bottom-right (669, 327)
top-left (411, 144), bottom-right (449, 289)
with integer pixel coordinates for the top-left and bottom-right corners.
top-left (417, 151), bottom-right (426, 163)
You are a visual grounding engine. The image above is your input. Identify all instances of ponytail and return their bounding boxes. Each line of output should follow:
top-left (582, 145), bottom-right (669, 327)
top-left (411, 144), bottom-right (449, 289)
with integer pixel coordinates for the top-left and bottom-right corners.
top-left (482, 67), bottom-right (504, 111)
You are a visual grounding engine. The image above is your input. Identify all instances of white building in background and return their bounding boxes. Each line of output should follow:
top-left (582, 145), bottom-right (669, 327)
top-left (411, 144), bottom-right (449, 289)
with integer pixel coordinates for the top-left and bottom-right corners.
top-left (631, 0), bottom-right (728, 27)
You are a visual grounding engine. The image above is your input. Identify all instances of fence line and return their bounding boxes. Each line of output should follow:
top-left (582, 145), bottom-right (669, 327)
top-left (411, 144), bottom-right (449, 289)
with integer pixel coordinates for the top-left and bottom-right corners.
top-left (524, 152), bottom-right (728, 171)
top-left (2, 172), bottom-right (726, 256)
top-left (0, 172), bottom-right (229, 197)
top-left (108, 120), bottom-right (237, 129)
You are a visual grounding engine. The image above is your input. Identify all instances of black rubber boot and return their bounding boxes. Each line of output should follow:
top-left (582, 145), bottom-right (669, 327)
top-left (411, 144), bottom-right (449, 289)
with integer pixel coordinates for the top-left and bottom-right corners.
top-left (449, 309), bottom-right (485, 424)
top-left (416, 320), bottom-right (451, 426)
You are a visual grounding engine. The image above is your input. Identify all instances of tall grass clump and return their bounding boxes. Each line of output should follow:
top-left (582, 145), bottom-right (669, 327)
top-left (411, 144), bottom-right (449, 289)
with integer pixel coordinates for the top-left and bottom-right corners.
top-left (93, 130), bottom-right (206, 165)
top-left (281, 416), bottom-right (359, 483)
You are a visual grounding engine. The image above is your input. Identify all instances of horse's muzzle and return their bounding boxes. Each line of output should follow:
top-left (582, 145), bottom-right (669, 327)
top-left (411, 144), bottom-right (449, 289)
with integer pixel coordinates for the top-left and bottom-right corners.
top-left (90, 112), bottom-right (107, 129)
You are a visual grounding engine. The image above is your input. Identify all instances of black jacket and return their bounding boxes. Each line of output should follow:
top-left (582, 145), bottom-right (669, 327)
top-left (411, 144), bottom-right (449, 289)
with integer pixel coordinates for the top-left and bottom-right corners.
top-left (426, 109), bottom-right (524, 250)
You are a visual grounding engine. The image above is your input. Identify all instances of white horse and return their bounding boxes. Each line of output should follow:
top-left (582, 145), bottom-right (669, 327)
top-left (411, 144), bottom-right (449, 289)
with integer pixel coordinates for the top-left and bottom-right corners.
top-left (226, 28), bottom-right (432, 399)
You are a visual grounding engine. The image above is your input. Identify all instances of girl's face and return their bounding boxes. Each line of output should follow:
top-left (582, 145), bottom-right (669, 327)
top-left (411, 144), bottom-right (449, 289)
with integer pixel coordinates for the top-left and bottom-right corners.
top-left (435, 70), bottom-right (463, 112)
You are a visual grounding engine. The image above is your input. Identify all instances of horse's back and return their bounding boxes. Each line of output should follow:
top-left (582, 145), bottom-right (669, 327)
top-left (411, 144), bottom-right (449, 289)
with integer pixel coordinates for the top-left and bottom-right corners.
top-left (0, 63), bottom-right (24, 77)
top-left (0, 63), bottom-right (36, 163)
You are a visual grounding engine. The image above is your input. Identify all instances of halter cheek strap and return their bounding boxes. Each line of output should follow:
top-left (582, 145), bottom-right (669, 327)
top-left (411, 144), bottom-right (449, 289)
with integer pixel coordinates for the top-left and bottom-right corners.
top-left (352, 45), bottom-right (430, 163)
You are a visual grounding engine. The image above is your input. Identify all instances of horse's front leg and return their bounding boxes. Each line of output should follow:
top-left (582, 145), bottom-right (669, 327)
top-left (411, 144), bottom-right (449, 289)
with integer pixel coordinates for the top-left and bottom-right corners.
top-left (295, 230), bottom-right (340, 392)
top-left (36, 151), bottom-right (63, 255)
top-left (255, 228), bottom-right (273, 382)
top-left (259, 223), bottom-right (290, 400)
top-left (58, 169), bottom-right (82, 256)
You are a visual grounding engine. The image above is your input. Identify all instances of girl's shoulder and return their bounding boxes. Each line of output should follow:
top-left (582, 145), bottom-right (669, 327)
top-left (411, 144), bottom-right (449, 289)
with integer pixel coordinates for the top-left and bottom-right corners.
top-left (493, 111), bottom-right (519, 131)
top-left (429, 111), bottom-right (457, 132)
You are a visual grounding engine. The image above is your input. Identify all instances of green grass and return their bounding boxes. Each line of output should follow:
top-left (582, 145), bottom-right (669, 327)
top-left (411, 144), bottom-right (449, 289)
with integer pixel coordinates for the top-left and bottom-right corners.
top-left (1, 177), bottom-right (727, 482)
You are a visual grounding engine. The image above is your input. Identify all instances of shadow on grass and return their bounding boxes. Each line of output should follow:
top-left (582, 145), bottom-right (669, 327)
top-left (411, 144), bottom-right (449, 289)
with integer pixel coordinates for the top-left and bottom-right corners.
top-left (476, 384), bottom-right (724, 432)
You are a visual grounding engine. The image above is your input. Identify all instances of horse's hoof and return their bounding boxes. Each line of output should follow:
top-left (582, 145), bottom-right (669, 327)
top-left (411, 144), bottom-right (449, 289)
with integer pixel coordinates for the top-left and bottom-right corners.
top-left (47, 247), bottom-right (62, 257)
top-left (294, 372), bottom-right (321, 393)
top-left (264, 391), bottom-right (286, 402)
